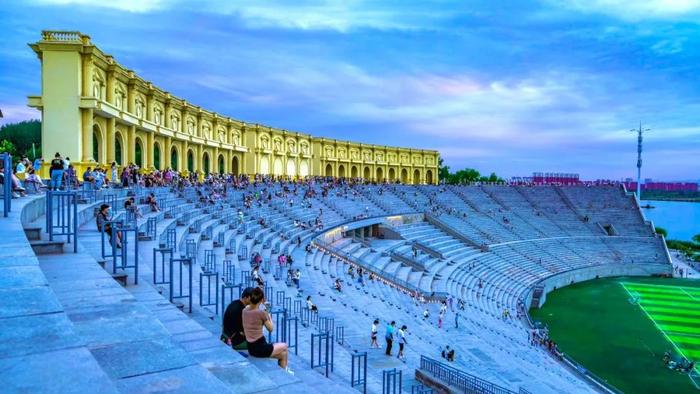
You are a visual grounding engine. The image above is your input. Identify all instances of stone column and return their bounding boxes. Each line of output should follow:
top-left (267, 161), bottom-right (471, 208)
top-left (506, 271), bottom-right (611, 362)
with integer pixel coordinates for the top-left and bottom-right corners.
top-left (106, 118), bottom-right (116, 164)
top-left (81, 108), bottom-right (93, 163)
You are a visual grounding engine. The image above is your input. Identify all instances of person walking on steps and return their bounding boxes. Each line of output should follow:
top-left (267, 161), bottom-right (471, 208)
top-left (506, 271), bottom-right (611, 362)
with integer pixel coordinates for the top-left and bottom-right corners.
top-left (370, 319), bottom-right (380, 348)
top-left (385, 321), bottom-right (396, 356)
top-left (397, 325), bottom-right (408, 361)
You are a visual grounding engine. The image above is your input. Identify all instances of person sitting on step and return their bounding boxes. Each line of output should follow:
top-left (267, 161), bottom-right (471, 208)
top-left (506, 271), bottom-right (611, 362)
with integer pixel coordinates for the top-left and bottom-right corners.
top-left (221, 287), bottom-right (254, 350)
top-left (242, 287), bottom-right (293, 374)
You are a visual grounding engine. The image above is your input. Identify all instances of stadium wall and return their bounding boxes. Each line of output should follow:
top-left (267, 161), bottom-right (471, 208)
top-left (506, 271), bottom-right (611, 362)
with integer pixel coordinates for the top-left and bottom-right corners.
top-left (27, 31), bottom-right (439, 184)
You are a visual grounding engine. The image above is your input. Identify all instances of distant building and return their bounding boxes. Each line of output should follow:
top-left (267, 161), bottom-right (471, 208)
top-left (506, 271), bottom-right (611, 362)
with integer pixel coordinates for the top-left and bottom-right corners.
top-left (623, 181), bottom-right (698, 192)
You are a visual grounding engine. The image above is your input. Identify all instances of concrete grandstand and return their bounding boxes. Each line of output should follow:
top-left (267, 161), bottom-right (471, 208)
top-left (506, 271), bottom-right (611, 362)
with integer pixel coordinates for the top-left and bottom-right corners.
top-left (0, 177), bottom-right (671, 393)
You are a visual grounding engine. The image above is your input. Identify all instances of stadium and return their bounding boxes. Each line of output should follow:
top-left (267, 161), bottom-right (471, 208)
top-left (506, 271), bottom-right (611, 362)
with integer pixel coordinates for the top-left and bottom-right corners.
top-left (1, 29), bottom-right (698, 394)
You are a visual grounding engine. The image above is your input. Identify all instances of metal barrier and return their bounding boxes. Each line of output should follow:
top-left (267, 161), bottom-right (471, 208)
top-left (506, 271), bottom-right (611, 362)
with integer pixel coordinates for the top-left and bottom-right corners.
top-left (144, 217), bottom-right (157, 240)
top-left (199, 269), bottom-right (219, 312)
top-left (283, 297), bottom-right (292, 314)
top-left (335, 326), bottom-right (345, 345)
top-left (170, 256), bottom-right (193, 313)
top-left (411, 384), bottom-right (433, 394)
top-left (166, 228), bottom-right (177, 251)
top-left (103, 193), bottom-right (117, 212)
top-left (227, 237), bottom-right (236, 254)
top-left (382, 369), bottom-right (403, 394)
top-left (268, 309), bottom-right (287, 343)
top-left (221, 282), bottom-right (242, 315)
top-left (238, 245), bottom-right (248, 261)
top-left (319, 316), bottom-right (335, 334)
top-left (215, 231), bottom-right (224, 247)
top-left (112, 220), bottom-right (139, 284)
top-left (46, 190), bottom-right (79, 252)
top-left (240, 270), bottom-right (251, 287)
top-left (152, 247), bottom-right (172, 285)
top-left (419, 356), bottom-right (516, 394)
top-left (101, 219), bottom-right (122, 264)
top-left (286, 315), bottom-right (299, 355)
top-left (293, 299), bottom-right (303, 316)
top-left (204, 250), bottom-right (216, 271)
top-left (276, 290), bottom-right (286, 307)
top-left (78, 187), bottom-right (97, 204)
top-left (1, 153), bottom-right (11, 217)
top-left (311, 331), bottom-right (335, 377)
top-left (351, 352), bottom-right (368, 394)
top-left (185, 239), bottom-right (196, 262)
top-left (223, 259), bottom-right (235, 285)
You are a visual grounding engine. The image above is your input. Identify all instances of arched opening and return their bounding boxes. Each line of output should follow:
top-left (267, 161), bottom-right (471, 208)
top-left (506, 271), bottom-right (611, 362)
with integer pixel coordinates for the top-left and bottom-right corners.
top-left (187, 150), bottom-right (195, 172)
top-left (325, 164), bottom-right (333, 177)
top-left (92, 125), bottom-right (102, 163)
top-left (153, 142), bottom-right (161, 170)
top-left (135, 139), bottom-right (143, 167)
top-left (232, 156), bottom-right (239, 175)
top-left (426, 169), bottom-right (434, 184)
top-left (273, 158), bottom-right (283, 176)
top-left (338, 165), bottom-right (345, 178)
top-left (115, 132), bottom-right (124, 165)
top-left (351, 166), bottom-right (358, 178)
top-left (218, 155), bottom-right (225, 174)
top-left (299, 160), bottom-right (309, 177)
top-left (363, 166), bottom-right (370, 180)
top-left (413, 169), bottom-right (421, 184)
top-left (287, 159), bottom-right (296, 177)
top-left (171, 147), bottom-right (179, 170)
top-left (388, 168), bottom-right (396, 182)
top-left (376, 167), bottom-right (384, 182)
top-left (203, 152), bottom-right (210, 174)
top-left (260, 156), bottom-right (270, 174)
top-left (401, 168), bottom-right (408, 184)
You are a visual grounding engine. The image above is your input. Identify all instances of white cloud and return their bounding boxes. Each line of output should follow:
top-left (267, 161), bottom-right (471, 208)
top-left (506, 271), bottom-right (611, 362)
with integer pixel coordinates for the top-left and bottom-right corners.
top-left (549, 0), bottom-right (700, 21)
top-left (0, 104), bottom-right (41, 125)
top-left (32, 0), bottom-right (167, 13)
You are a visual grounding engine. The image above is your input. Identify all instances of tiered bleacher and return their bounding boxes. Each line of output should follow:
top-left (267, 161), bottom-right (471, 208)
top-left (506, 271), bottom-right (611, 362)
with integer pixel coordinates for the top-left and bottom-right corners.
top-left (1, 175), bottom-right (671, 394)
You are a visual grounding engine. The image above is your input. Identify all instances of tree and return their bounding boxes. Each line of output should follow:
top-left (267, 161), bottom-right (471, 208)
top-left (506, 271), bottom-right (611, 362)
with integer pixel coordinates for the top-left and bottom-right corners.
top-left (438, 157), bottom-right (450, 182)
top-left (0, 120), bottom-right (41, 160)
top-left (654, 227), bottom-right (668, 238)
top-left (0, 139), bottom-right (16, 157)
top-left (693, 234), bottom-right (700, 245)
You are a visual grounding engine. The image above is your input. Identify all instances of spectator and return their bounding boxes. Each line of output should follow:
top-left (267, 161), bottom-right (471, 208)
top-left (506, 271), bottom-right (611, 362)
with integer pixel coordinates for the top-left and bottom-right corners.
top-left (96, 204), bottom-right (122, 248)
top-left (110, 162), bottom-right (118, 185)
top-left (370, 319), bottom-right (380, 348)
top-left (146, 192), bottom-right (160, 212)
top-left (334, 278), bottom-right (342, 292)
top-left (83, 167), bottom-right (96, 189)
top-left (221, 287), bottom-right (253, 350)
top-left (397, 325), bottom-right (408, 361)
top-left (306, 296), bottom-right (318, 312)
top-left (33, 157), bottom-right (43, 173)
top-left (24, 168), bottom-right (43, 193)
top-left (385, 320), bottom-right (396, 356)
top-left (49, 152), bottom-right (64, 190)
top-left (242, 287), bottom-right (292, 373)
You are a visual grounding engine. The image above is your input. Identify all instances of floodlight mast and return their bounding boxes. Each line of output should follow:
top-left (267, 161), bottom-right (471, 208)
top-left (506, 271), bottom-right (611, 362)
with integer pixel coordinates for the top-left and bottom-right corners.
top-left (630, 122), bottom-right (651, 204)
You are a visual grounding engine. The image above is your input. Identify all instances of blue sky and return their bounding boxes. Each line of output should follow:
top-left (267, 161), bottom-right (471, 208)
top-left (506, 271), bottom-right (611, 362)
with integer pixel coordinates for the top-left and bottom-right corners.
top-left (1, 0), bottom-right (699, 180)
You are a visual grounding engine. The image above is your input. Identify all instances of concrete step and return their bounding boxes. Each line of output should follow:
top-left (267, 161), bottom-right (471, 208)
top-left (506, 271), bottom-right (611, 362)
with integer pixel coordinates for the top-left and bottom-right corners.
top-left (30, 240), bottom-right (64, 255)
top-left (23, 226), bottom-right (42, 241)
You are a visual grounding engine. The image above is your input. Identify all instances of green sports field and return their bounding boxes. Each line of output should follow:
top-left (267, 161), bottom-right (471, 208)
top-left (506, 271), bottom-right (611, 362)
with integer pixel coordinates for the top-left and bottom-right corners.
top-left (530, 277), bottom-right (700, 394)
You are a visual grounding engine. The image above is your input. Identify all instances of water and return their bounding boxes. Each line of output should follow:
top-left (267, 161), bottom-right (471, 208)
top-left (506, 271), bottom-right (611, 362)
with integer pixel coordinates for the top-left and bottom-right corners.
top-left (641, 200), bottom-right (700, 241)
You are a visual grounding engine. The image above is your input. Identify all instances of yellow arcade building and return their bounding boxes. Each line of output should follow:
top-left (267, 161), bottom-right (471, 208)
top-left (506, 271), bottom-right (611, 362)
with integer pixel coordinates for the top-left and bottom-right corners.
top-left (27, 31), bottom-right (440, 184)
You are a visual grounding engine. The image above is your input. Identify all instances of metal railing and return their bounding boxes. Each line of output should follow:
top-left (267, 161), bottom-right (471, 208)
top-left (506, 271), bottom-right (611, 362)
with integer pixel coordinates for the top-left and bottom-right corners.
top-left (419, 356), bottom-right (516, 394)
top-left (0, 153), bottom-right (10, 217)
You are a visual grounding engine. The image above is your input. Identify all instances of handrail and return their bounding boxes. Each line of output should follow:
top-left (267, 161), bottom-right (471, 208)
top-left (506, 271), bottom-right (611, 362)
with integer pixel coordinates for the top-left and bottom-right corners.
top-left (1, 153), bottom-right (11, 217)
top-left (419, 355), bottom-right (517, 394)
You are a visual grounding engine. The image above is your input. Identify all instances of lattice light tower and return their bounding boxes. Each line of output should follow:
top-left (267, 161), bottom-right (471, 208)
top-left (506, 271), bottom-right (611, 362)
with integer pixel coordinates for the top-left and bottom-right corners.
top-left (631, 122), bottom-right (651, 202)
